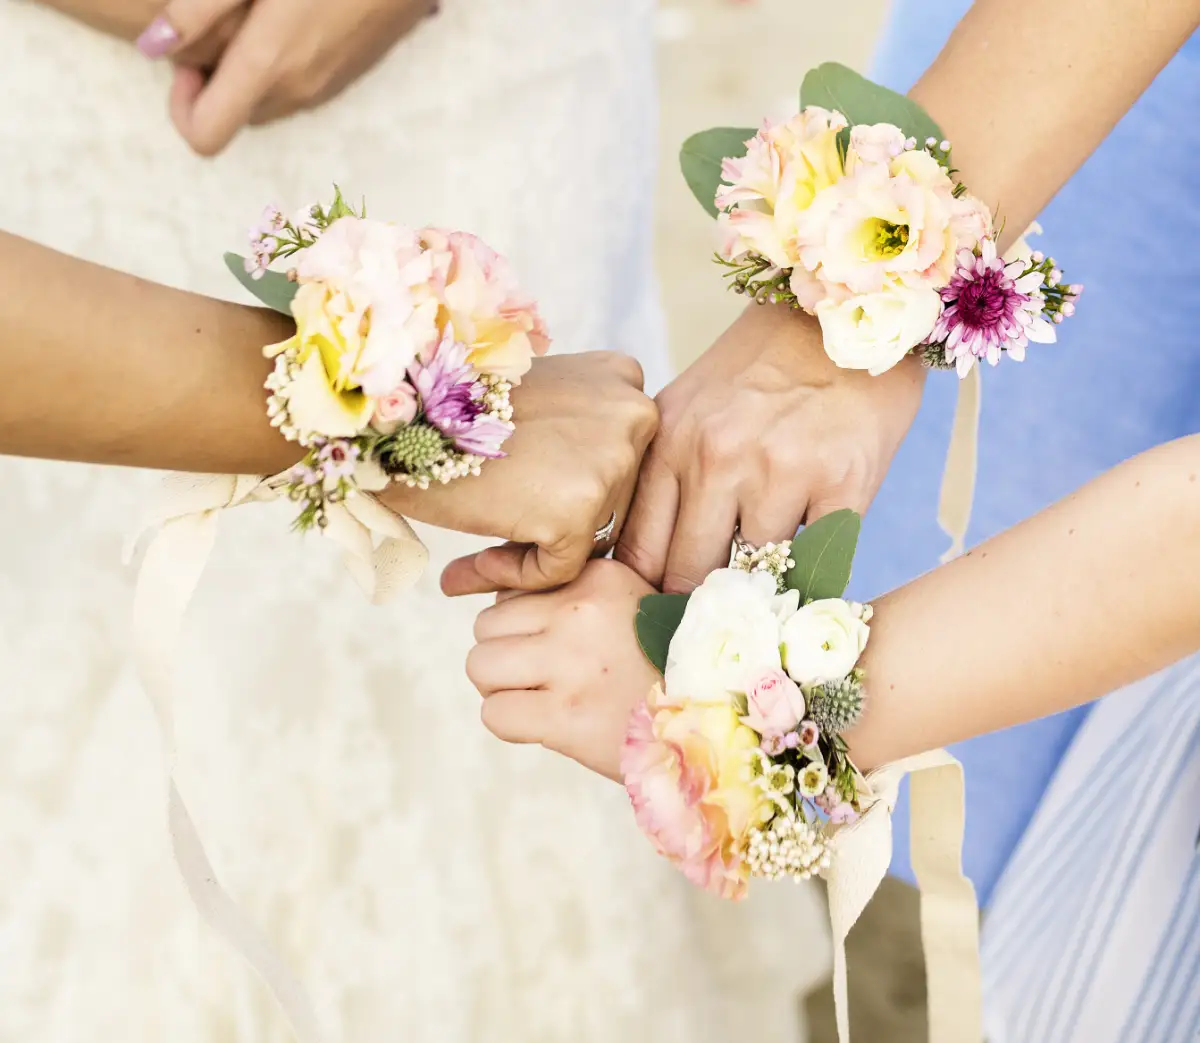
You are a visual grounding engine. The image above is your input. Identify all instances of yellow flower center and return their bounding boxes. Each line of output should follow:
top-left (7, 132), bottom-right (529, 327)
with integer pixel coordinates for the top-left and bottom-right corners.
top-left (857, 217), bottom-right (910, 261)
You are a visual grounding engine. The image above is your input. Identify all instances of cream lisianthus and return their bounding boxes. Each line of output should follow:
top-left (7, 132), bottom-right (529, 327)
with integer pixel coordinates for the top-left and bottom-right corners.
top-left (795, 148), bottom-right (962, 299)
top-left (815, 285), bottom-right (942, 375)
top-left (779, 598), bottom-right (870, 686)
top-left (716, 108), bottom-right (848, 271)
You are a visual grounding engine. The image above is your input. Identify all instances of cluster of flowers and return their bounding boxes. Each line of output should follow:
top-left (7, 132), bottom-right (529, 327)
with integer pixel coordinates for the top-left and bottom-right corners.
top-left (715, 111), bottom-right (1081, 377)
top-left (621, 549), bottom-right (872, 900)
top-left (244, 190), bottom-right (549, 530)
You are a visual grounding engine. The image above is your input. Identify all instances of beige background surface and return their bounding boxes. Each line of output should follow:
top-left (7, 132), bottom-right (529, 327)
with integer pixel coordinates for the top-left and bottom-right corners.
top-left (656, 0), bottom-right (888, 370)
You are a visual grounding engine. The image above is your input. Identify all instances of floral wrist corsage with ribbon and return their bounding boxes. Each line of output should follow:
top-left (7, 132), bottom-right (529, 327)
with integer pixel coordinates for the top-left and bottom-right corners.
top-left (622, 510), bottom-right (873, 899)
top-left (229, 187), bottom-right (550, 530)
top-left (681, 64), bottom-right (1081, 377)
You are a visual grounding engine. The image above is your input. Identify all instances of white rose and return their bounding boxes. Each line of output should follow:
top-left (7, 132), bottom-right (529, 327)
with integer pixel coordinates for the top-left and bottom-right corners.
top-left (664, 569), bottom-right (784, 705)
top-left (816, 286), bottom-right (942, 376)
top-left (779, 598), bottom-right (870, 685)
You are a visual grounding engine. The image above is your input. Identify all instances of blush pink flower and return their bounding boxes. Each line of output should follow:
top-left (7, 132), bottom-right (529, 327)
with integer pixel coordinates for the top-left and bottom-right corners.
top-left (372, 384), bottom-right (419, 432)
top-left (621, 686), bottom-right (769, 901)
top-left (741, 670), bottom-right (807, 738)
top-left (422, 228), bottom-right (550, 382)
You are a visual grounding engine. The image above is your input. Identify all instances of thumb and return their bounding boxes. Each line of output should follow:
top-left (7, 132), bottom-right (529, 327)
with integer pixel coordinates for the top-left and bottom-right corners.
top-left (442, 539), bottom-right (588, 596)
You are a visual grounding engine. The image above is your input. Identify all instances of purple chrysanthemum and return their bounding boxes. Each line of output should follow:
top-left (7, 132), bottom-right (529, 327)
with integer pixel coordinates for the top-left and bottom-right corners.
top-left (929, 239), bottom-right (1056, 376)
top-left (408, 337), bottom-right (510, 458)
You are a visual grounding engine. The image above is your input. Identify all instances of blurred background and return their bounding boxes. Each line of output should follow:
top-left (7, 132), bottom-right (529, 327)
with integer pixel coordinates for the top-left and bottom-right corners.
top-left (656, 0), bottom-right (888, 369)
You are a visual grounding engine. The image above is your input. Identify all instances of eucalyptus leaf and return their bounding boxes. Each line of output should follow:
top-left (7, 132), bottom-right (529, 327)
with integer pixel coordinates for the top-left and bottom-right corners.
top-left (635, 593), bottom-right (691, 674)
top-left (224, 252), bottom-right (299, 316)
top-left (679, 127), bottom-right (755, 218)
top-left (784, 509), bottom-right (862, 603)
top-left (800, 62), bottom-right (943, 147)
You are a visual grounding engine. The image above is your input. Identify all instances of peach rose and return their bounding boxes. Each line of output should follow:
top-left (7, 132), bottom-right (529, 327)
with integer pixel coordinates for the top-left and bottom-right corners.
top-left (621, 686), bottom-right (770, 900)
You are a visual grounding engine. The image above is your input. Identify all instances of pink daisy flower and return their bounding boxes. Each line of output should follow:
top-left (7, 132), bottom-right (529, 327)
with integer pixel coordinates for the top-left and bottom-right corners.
top-left (929, 239), bottom-right (1056, 377)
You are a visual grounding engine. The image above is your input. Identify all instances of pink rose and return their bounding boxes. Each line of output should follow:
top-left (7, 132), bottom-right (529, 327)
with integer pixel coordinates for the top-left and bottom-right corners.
top-left (621, 687), bottom-right (768, 901)
top-left (741, 670), bottom-right (806, 738)
top-left (372, 383), bottom-right (418, 433)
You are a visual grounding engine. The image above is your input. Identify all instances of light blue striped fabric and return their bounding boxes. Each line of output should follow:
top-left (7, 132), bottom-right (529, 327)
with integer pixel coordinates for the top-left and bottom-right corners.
top-left (848, 3), bottom-right (1200, 905)
top-left (980, 654), bottom-right (1200, 1043)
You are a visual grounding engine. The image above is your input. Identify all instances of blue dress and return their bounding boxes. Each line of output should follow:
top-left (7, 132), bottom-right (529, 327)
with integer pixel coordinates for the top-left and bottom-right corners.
top-left (845, 5), bottom-right (1200, 905)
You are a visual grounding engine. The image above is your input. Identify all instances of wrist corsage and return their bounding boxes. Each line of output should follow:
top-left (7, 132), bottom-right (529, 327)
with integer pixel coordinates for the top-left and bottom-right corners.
top-left (681, 63), bottom-right (1080, 377)
top-left (228, 187), bottom-right (550, 529)
top-left (622, 510), bottom-right (871, 899)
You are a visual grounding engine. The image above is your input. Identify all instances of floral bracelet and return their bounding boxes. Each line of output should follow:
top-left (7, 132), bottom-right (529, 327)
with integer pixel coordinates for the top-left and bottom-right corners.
top-left (623, 510), bottom-right (873, 899)
top-left (681, 63), bottom-right (1081, 378)
top-left (227, 187), bottom-right (550, 530)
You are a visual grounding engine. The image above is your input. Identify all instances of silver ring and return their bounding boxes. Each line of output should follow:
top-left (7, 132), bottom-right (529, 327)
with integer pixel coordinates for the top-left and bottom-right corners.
top-left (732, 526), bottom-right (757, 557)
top-left (593, 511), bottom-right (617, 544)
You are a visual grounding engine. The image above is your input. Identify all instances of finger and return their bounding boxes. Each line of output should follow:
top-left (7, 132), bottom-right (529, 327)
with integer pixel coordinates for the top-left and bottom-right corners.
top-left (614, 453), bottom-right (680, 587)
top-left (441, 554), bottom-right (494, 597)
top-left (460, 535), bottom-right (589, 595)
top-left (466, 636), bottom-right (549, 696)
top-left (661, 475), bottom-right (739, 594)
top-left (176, 2), bottom-right (290, 156)
top-left (136, 0), bottom-right (247, 58)
top-left (737, 487), bottom-right (809, 549)
top-left (803, 480), bottom-right (873, 526)
top-left (473, 594), bottom-right (554, 641)
top-left (480, 689), bottom-right (552, 746)
top-left (169, 64), bottom-right (206, 129)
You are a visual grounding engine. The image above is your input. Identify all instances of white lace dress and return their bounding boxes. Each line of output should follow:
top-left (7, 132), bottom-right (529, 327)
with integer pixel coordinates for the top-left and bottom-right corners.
top-left (0, 2), bottom-right (823, 1041)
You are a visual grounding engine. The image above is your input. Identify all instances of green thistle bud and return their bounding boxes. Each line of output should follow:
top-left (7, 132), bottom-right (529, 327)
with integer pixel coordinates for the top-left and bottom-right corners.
top-left (808, 675), bottom-right (866, 735)
top-left (377, 423), bottom-right (448, 476)
top-left (918, 341), bottom-right (956, 371)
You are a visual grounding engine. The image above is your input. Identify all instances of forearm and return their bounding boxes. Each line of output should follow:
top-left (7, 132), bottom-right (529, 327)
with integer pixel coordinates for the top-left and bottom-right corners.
top-left (0, 231), bottom-right (300, 474)
top-left (911, 0), bottom-right (1200, 251)
top-left (847, 434), bottom-right (1200, 771)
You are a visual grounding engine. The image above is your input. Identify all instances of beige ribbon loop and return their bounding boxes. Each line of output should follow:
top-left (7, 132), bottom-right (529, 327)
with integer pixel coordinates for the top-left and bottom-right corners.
top-left (825, 750), bottom-right (982, 1043)
top-left (126, 470), bottom-right (429, 1043)
top-left (938, 365), bottom-right (982, 565)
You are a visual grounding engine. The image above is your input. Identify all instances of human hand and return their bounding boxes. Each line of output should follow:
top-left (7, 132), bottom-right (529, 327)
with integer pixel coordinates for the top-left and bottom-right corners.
top-left (134, 0), bottom-right (438, 156)
top-left (382, 352), bottom-right (659, 596)
top-left (616, 303), bottom-right (926, 593)
top-left (39, 0), bottom-right (246, 67)
top-left (467, 559), bottom-right (659, 781)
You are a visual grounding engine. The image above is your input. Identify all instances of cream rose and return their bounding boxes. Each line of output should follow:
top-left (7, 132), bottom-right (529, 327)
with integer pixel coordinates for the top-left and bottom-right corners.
top-left (664, 570), bottom-right (785, 706)
top-left (779, 598), bottom-right (870, 685)
top-left (815, 286), bottom-right (942, 375)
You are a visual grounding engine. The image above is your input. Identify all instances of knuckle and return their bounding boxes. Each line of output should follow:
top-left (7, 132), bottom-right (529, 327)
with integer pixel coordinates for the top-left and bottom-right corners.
top-left (697, 422), bottom-right (743, 472)
top-left (464, 645), bottom-right (489, 691)
top-left (662, 569), bottom-right (701, 595)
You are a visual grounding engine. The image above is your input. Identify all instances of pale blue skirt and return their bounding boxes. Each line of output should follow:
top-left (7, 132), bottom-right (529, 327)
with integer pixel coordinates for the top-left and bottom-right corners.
top-left (846, 6), bottom-right (1200, 903)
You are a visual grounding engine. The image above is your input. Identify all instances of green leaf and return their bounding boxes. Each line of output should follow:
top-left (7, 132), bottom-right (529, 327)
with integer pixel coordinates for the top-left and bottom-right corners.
top-left (224, 252), bottom-right (299, 316)
top-left (679, 127), bottom-right (756, 219)
top-left (784, 509), bottom-right (862, 603)
top-left (800, 62), bottom-right (942, 147)
top-left (635, 593), bottom-right (691, 674)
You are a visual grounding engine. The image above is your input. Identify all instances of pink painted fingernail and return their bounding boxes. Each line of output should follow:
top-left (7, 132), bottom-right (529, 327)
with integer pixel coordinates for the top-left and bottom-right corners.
top-left (136, 15), bottom-right (179, 58)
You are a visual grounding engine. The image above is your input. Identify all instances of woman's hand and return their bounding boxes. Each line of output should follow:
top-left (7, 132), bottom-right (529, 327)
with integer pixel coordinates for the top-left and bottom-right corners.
top-left (135, 0), bottom-right (438, 156)
top-left (383, 352), bottom-right (659, 596)
top-left (467, 559), bottom-right (659, 781)
top-left (38, 0), bottom-right (246, 67)
top-left (616, 303), bottom-right (926, 593)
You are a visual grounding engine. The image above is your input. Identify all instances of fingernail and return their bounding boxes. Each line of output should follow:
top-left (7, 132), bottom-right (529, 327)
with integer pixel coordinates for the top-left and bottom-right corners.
top-left (136, 15), bottom-right (179, 59)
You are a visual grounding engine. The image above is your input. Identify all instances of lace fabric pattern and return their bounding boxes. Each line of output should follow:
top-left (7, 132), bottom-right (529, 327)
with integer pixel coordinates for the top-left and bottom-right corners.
top-left (0, 2), bottom-right (823, 1039)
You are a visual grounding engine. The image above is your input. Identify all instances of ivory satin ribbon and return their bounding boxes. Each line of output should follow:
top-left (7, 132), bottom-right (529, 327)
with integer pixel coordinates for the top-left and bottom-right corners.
top-left (125, 472), bottom-right (427, 1043)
